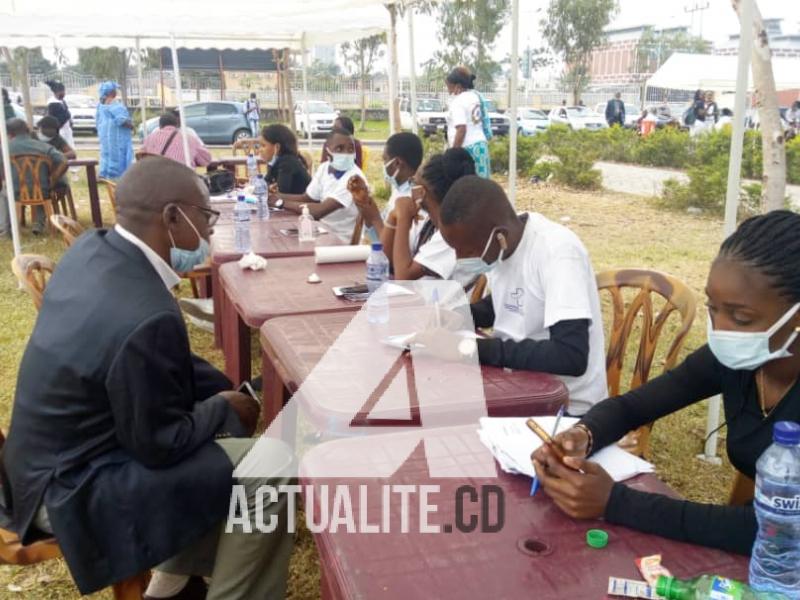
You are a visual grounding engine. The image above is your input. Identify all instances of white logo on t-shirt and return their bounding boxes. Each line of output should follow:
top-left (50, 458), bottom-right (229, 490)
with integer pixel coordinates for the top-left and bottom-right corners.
top-left (503, 288), bottom-right (524, 315)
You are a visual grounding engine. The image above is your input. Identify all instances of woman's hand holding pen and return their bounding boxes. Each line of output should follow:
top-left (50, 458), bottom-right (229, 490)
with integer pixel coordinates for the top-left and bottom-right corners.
top-left (531, 427), bottom-right (614, 519)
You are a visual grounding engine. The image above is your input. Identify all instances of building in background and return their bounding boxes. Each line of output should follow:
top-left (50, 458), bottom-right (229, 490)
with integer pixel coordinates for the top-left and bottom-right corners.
top-left (715, 18), bottom-right (800, 58)
top-left (312, 45), bottom-right (337, 66)
top-left (588, 24), bottom-right (693, 86)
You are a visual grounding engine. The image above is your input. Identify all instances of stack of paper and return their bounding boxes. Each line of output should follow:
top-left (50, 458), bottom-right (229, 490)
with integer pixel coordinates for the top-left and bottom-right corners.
top-left (477, 417), bottom-right (655, 482)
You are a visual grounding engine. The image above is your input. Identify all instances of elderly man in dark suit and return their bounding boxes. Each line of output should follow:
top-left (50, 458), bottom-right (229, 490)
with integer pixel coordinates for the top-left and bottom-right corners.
top-left (605, 92), bottom-right (626, 127)
top-left (2, 157), bottom-right (293, 599)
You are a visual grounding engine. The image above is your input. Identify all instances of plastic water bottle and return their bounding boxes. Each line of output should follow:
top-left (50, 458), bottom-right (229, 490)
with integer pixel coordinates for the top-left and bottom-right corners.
top-left (750, 420), bottom-right (800, 598)
top-left (656, 575), bottom-right (787, 599)
top-left (254, 175), bottom-right (269, 221)
top-left (366, 243), bottom-right (390, 325)
top-left (233, 195), bottom-right (251, 253)
top-left (298, 205), bottom-right (315, 243)
top-left (246, 153), bottom-right (258, 186)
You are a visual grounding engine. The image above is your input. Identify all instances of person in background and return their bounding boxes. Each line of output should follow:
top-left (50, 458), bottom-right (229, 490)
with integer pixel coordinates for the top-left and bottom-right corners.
top-left (641, 107), bottom-right (658, 137)
top-left (382, 147), bottom-right (477, 285)
top-left (38, 116), bottom-right (77, 160)
top-left (96, 81), bottom-right (133, 180)
top-left (45, 80), bottom-right (73, 148)
top-left (319, 115), bottom-right (363, 169)
top-left (140, 112), bottom-right (212, 168)
top-left (434, 176), bottom-right (608, 416)
top-left (715, 108), bottom-right (734, 131)
top-left (348, 132), bottom-right (423, 245)
top-left (3, 88), bottom-right (15, 121)
top-left (260, 123), bottom-right (311, 195)
top-left (605, 92), bottom-right (625, 128)
top-left (533, 210), bottom-right (800, 556)
top-left (704, 91), bottom-right (719, 126)
top-left (269, 127), bottom-right (365, 243)
top-left (786, 100), bottom-right (800, 138)
top-left (445, 66), bottom-right (491, 178)
top-left (244, 92), bottom-right (260, 138)
top-left (2, 157), bottom-right (293, 600)
top-left (7, 118), bottom-right (67, 235)
top-left (689, 89), bottom-right (707, 137)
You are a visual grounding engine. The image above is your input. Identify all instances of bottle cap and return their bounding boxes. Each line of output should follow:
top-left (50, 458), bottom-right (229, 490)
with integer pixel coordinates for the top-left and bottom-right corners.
top-left (371, 243), bottom-right (383, 251)
top-left (774, 421), bottom-right (800, 446)
top-left (301, 204), bottom-right (310, 216)
top-left (655, 575), bottom-right (675, 599)
top-left (237, 194), bottom-right (245, 201)
top-left (586, 529), bottom-right (608, 549)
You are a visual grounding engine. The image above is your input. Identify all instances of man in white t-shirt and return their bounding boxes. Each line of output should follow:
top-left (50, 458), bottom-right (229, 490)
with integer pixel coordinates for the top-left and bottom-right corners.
top-left (436, 176), bottom-right (608, 415)
top-left (268, 128), bottom-right (364, 243)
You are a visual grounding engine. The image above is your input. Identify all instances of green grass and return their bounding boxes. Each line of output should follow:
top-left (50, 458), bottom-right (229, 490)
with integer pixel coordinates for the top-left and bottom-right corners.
top-left (0, 151), bottom-right (737, 597)
top-left (353, 119), bottom-right (389, 141)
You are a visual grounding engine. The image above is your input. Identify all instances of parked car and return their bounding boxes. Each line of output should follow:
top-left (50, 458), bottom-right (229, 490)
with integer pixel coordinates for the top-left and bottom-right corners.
top-left (517, 108), bottom-right (550, 136)
top-left (66, 94), bottom-right (98, 133)
top-left (483, 99), bottom-right (511, 136)
top-left (294, 101), bottom-right (338, 138)
top-left (548, 106), bottom-right (607, 131)
top-left (10, 104), bottom-right (42, 127)
top-left (138, 101), bottom-right (250, 145)
top-left (592, 102), bottom-right (641, 128)
top-left (400, 96), bottom-right (447, 136)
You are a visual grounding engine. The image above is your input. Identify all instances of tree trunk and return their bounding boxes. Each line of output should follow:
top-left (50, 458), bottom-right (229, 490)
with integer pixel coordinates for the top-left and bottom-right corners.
top-left (732, 0), bottom-right (786, 211)
top-left (119, 50), bottom-right (130, 107)
top-left (2, 48), bottom-right (33, 126)
top-left (275, 50), bottom-right (284, 121)
top-left (284, 50), bottom-right (295, 131)
top-left (387, 4), bottom-right (401, 133)
top-left (360, 74), bottom-right (367, 131)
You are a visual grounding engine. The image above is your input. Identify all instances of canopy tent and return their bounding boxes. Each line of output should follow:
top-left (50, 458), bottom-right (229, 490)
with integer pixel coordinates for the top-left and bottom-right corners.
top-left (646, 52), bottom-right (800, 93)
top-left (0, 0), bottom-right (394, 258)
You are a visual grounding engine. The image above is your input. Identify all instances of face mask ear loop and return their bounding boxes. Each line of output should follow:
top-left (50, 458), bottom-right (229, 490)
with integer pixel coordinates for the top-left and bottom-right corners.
top-left (176, 206), bottom-right (202, 248)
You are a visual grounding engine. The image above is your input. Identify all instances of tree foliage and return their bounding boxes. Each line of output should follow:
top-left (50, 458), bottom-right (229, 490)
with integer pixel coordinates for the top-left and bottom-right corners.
top-left (78, 48), bottom-right (134, 104)
top-left (634, 27), bottom-right (711, 73)
top-left (424, 0), bottom-right (510, 90)
top-left (0, 48), bottom-right (54, 75)
top-left (340, 34), bottom-right (386, 129)
top-left (542, 0), bottom-right (618, 102)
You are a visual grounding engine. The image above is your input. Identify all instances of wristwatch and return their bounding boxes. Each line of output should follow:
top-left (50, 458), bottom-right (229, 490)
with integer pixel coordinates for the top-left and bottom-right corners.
top-left (274, 198), bottom-right (285, 209)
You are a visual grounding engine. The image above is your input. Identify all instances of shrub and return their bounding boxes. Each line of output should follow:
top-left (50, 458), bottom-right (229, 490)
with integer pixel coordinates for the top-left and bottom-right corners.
top-left (742, 130), bottom-right (763, 181)
top-left (634, 127), bottom-right (692, 168)
top-left (787, 136), bottom-right (800, 186)
top-left (660, 164), bottom-right (728, 213)
top-left (594, 126), bottom-right (639, 163)
top-left (541, 125), bottom-right (602, 190)
top-left (422, 133), bottom-right (446, 159)
top-left (489, 134), bottom-right (545, 176)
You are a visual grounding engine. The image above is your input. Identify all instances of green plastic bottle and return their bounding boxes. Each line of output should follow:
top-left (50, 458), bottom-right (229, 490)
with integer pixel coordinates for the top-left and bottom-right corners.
top-left (656, 575), bottom-right (790, 599)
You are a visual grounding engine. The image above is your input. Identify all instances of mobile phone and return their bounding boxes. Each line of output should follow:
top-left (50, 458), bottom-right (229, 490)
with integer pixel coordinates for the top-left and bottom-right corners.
top-left (526, 418), bottom-right (566, 462)
top-left (340, 284), bottom-right (369, 295)
top-left (237, 381), bottom-right (262, 408)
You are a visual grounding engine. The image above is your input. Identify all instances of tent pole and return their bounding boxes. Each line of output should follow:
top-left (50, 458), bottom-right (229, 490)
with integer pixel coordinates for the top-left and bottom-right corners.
top-left (301, 35), bottom-right (311, 151)
top-left (508, 0), bottom-right (520, 205)
top-left (700, 0), bottom-right (755, 464)
top-left (407, 3), bottom-right (418, 135)
top-left (136, 37), bottom-right (146, 139)
top-left (1, 91), bottom-right (21, 258)
top-left (170, 34), bottom-right (192, 168)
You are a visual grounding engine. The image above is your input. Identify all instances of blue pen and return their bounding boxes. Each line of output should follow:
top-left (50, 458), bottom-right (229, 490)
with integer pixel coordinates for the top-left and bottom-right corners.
top-left (530, 405), bottom-right (565, 496)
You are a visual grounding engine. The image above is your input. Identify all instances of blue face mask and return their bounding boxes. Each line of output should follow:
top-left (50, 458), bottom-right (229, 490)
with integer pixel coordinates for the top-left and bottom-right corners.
top-left (383, 158), bottom-right (399, 188)
top-left (454, 227), bottom-right (506, 278)
top-left (168, 207), bottom-right (210, 273)
top-left (330, 152), bottom-right (356, 172)
top-left (707, 303), bottom-right (800, 371)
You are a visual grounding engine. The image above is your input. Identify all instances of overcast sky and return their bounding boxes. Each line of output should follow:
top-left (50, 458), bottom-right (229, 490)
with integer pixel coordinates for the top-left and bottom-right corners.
top-left (385, 0), bottom-right (800, 76)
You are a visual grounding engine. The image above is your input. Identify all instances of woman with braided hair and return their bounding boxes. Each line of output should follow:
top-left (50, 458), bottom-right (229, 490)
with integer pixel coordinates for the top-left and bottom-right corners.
top-left (532, 209), bottom-right (800, 555)
top-left (45, 80), bottom-right (73, 147)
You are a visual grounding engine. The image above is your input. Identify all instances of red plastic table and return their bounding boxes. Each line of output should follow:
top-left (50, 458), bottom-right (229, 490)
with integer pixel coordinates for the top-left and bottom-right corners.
top-left (259, 312), bottom-right (568, 428)
top-left (210, 215), bottom-right (344, 346)
top-left (67, 158), bottom-right (102, 227)
top-left (300, 425), bottom-right (749, 599)
top-left (218, 257), bottom-right (367, 383)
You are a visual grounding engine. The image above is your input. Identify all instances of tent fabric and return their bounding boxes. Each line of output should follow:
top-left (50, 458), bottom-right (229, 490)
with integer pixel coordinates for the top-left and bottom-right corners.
top-left (646, 52), bottom-right (800, 92)
top-left (0, 0), bottom-right (394, 49)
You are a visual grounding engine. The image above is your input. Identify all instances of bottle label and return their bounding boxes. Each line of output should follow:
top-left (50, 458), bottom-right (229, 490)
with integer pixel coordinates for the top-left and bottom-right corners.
top-left (709, 576), bottom-right (743, 600)
top-left (755, 486), bottom-right (800, 516)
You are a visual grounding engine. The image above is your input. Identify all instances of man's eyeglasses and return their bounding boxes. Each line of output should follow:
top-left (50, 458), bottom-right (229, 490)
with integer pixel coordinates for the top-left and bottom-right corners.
top-left (181, 204), bottom-right (220, 227)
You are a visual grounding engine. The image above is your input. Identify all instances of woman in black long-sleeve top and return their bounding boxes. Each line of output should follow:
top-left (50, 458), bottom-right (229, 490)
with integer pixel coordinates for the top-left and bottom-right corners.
top-left (533, 210), bottom-right (800, 556)
top-left (260, 123), bottom-right (311, 195)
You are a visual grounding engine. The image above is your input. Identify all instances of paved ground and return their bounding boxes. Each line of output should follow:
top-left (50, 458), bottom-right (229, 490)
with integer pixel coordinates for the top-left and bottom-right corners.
top-left (597, 161), bottom-right (800, 208)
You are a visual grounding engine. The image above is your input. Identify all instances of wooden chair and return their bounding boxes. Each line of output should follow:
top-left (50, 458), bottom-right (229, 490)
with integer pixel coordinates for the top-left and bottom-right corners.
top-left (97, 178), bottom-right (117, 224)
top-left (232, 138), bottom-right (263, 183)
top-left (11, 154), bottom-right (56, 234)
top-left (0, 429), bottom-right (149, 598)
top-left (11, 254), bottom-right (56, 311)
top-left (50, 214), bottom-right (84, 248)
top-left (360, 144), bottom-right (370, 169)
top-left (596, 269), bottom-right (697, 457)
top-left (184, 265), bottom-right (212, 299)
top-left (349, 215), bottom-right (365, 246)
top-left (728, 472), bottom-right (755, 506)
top-left (469, 274), bottom-right (488, 304)
top-left (52, 186), bottom-right (77, 220)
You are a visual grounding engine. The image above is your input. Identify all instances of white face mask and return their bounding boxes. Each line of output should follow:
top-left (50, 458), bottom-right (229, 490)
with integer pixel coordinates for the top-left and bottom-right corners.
top-left (454, 227), bottom-right (506, 278)
top-left (707, 302), bottom-right (800, 371)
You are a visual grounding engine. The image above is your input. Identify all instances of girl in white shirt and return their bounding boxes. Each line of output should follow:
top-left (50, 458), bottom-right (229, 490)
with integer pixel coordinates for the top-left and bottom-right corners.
top-left (445, 66), bottom-right (491, 178)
